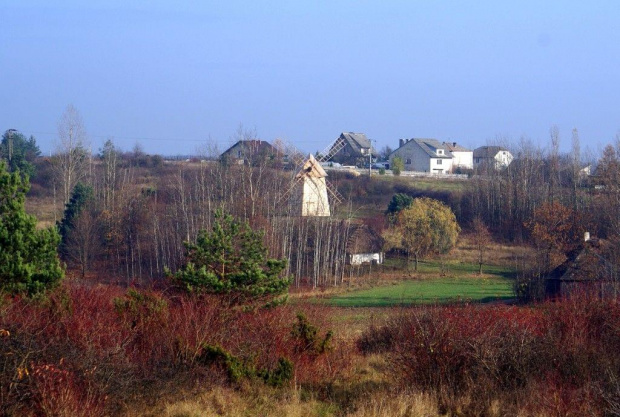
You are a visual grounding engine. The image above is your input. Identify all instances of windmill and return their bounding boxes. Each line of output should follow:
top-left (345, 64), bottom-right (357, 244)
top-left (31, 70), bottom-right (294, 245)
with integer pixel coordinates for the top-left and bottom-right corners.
top-left (275, 136), bottom-right (348, 217)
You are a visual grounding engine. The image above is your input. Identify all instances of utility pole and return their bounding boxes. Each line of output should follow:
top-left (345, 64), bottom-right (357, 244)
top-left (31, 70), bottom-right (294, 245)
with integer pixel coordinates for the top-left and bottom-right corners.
top-left (6, 129), bottom-right (17, 171)
top-left (369, 139), bottom-right (375, 177)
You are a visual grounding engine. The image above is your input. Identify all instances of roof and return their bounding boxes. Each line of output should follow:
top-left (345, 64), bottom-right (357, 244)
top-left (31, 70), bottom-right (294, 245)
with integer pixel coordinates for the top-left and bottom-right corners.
top-left (410, 138), bottom-right (453, 159)
top-left (296, 154), bottom-right (327, 179)
top-left (442, 142), bottom-right (471, 152)
top-left (341, 132), bottom-right (371, 149)
top-left (473, 146), bottom-right (510, 158)
top-left (335, 132), bottom-right (378, 157)
top-left (345, 223), bottom-right (383, 253)
top-left (547, 239), bottom-right (617, 282)
top-left (220, 140), bottom-right (277, 158)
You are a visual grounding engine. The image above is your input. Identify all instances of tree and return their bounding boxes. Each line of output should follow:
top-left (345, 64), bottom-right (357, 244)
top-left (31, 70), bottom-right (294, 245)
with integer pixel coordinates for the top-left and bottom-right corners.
top-left (386, 193), bottom-right (413, 217)
top-left (53, 105), bottom-right (89, 206)
top-left (471, 217), bottom-right (492, 275)
top-left (57, 183), bottom-right (99, 277)
top-left (99, 139), bottom-right (119, 211)
top-left (0, 130), bottom-right (41, 178)
top-left (379, 145), bottom-right (393, 161)
top-left (0, 162), bottom-right (64, 295)
top-left (525, 201), bottom-right (583, 273)
top-left (171, 211), bottom-right (291, 306)
top-left (382, 197), bottom-right (460, 271)
top-left (392, 156), bottom-right (404, 176)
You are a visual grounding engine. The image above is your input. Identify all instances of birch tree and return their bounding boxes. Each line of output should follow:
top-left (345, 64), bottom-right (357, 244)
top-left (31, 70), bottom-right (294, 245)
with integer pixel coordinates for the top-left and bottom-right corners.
top-left (53, 105), bottom-right (89, 206)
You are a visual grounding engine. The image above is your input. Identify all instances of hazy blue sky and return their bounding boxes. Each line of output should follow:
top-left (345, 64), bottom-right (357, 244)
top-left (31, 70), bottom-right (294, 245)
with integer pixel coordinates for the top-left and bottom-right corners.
top-left (1, 1), bottom-right (619, 156)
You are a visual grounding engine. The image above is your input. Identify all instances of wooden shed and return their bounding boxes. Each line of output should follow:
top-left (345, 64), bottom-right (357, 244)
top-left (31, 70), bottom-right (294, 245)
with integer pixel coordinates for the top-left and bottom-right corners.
top-left (545, 238), bottom-right (620, 299)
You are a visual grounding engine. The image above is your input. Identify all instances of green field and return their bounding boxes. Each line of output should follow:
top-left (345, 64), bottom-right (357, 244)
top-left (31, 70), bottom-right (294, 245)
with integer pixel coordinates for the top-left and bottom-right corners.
top-left (325, 277), bottom-right (514, 307)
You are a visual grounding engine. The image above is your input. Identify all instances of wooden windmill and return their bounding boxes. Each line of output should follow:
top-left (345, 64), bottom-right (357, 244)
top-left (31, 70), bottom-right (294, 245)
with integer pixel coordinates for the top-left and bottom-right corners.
top-left (276, 137), bottom-right (348, 217)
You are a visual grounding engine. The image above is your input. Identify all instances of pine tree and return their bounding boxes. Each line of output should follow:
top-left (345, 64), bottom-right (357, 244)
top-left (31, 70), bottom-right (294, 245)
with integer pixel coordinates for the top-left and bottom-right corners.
top-left (0, 162), bottom-right (63, 295)
top-left (171, 211), bottom-right (291, 306)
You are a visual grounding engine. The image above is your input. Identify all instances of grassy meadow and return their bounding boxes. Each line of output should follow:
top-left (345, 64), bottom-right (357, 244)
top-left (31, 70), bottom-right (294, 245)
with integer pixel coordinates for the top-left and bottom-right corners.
top-left (324, 275), bottom-right (514, 307)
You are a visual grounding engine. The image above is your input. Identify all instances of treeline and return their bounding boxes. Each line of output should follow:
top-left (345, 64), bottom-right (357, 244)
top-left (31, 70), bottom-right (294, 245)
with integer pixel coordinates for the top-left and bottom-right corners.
top-left (18, 131), bottom-right (357, 286)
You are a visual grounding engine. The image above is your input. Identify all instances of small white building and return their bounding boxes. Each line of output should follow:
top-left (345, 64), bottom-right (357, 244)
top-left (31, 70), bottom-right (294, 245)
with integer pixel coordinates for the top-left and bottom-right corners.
top-left (346, 224), bottom-right (384, 265)
top-left (442, 142), bottom-right (473, 170)
top-left (473, 146), bottom-right (513, 169)
top-left (389, 138), bottom-right (453, 174)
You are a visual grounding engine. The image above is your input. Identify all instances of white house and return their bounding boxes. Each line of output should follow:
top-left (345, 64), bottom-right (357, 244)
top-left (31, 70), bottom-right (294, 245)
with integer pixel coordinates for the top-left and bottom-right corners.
top-left (473, 146), bottom-right (513, 169)
top-left (389, 138), bottom-right (453, 174)
top-left (442, 142), bottom-right (473, 170)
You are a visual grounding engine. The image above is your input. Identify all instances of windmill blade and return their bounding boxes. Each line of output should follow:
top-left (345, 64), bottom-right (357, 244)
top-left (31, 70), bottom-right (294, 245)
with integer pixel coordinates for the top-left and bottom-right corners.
top-left (272, 138), bottom-right (311, 177)
top-left (325, 178), bottom-right (344, 204)
top-left (276, 175), bottom-right (303, 204)
top-left (317, 135), bottom-right (347, 163)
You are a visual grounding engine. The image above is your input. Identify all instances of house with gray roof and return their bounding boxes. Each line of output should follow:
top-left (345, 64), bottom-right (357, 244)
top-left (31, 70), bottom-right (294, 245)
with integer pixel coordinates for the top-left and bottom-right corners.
top-left (389, 138), bottom-right (454, 174)
top-left (473, 146), bottom-right (513, 169)
top-left (328, 132), bottom-right (377, 167)
top-left (443, 142), bottom-right (473, 170)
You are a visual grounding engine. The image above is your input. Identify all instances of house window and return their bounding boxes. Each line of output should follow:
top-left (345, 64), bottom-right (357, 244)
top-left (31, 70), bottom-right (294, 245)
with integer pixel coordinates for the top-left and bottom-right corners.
top-left (406, 158), bottom-right (412, 164)
top-left (437, 159), bottom-right (442, 165)
top-left (437, 149), bottom-right (444, 155)
top-left (237, 150), bottom-right (242, 158)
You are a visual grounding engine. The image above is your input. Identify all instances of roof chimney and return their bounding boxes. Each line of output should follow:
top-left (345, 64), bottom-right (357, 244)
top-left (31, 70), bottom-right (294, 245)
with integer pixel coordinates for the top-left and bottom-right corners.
top-left (399, 139), bottom-right (404, 147)
top-left (453, 142), bottom-right (457, 147)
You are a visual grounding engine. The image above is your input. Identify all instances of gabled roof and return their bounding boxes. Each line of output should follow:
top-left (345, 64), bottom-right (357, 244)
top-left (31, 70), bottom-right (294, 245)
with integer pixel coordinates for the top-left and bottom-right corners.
top-left (220, 140), bottom-right (277, 157)
top-left (410, 138), bottom-right (453, 159)
top-left (296, 154), bottom-right (327, 179)
top-left (442, 142), bottom-right (471, 152)
top-left (341, 132), bottom-right (371, 149)
top-left (473, 146), bottom-right (510, 158)
top-left (547, 239), bottom-right (616, 282)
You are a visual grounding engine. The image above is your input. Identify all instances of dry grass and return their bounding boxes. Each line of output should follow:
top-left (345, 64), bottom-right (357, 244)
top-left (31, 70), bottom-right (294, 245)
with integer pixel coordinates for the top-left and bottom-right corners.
top-left (450, 233), bottom-right (536, 269)
top-left (347, 391), bottom-right (441, 417)
top-left (25, 196), bottom-right (60, 229)
top-left (129, 386), bottom-right (336, 417)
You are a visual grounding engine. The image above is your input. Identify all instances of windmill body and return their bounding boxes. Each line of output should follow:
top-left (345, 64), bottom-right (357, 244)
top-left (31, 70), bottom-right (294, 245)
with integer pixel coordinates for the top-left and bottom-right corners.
top-left (293, 154), bottom-right (331, 217)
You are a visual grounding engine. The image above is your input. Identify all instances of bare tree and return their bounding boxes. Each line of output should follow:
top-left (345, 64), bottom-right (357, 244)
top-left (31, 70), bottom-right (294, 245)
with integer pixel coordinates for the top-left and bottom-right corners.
top-left (53, 105), bottom-right (90, 206)
top-left (549, 125), bottom-right (560, 202)
top-left (471, 217), bottom-right (492, 275)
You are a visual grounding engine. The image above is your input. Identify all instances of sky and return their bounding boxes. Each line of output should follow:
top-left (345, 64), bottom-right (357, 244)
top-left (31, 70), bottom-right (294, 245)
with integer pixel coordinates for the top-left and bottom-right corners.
top-left (1, 1), bottom-right (619, 157)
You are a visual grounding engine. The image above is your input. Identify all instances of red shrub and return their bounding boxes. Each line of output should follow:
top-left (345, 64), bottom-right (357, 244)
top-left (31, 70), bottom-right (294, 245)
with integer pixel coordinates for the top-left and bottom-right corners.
top-left (359, 297), bottom-right (620, 415)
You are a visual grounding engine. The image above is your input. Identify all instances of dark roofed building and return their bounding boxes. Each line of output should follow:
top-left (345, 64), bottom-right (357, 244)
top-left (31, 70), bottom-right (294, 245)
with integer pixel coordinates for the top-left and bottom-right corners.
top-left (328, 132), bottom-right (377, 167)
top-left (220, 140), bottom-right (281, 166)
top-left (545, 237), bottom-right (620, 299)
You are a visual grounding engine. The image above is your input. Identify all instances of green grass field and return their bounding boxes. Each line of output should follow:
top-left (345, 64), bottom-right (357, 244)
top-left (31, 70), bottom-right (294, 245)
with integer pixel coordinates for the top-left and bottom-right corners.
top-left (323, 260), bottom-right (516, 307)
top-left (324, 277), bottom-right (514, 307)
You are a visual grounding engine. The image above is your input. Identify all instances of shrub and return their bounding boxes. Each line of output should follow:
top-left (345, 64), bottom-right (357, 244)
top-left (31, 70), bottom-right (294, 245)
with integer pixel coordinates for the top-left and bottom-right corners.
top-left (358, 297), bottom-right (620, 415)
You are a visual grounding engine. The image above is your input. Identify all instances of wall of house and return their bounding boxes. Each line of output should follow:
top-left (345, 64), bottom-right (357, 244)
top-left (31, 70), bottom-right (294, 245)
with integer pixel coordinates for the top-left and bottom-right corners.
top-left (429, 157), bottom-right (453, 174)
top-left (451, 151), bottom-right (473, 170)
top-left (494, 151), bottom-right (513, 168)
top-left (390, 141), bottom-right (431, 172)
top-left (349, 252), bottom-right (383, 265)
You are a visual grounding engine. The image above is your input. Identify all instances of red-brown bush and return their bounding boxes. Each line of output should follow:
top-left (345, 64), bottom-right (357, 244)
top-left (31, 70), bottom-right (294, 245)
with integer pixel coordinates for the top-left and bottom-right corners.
top-left (358, 296), bottom-right (620, 416)
top-left (0, 281), bottom-right (345, 415)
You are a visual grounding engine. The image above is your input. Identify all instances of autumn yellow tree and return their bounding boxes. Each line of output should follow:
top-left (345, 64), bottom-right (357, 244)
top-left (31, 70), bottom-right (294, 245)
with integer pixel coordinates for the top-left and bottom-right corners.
top-left (525, 201), bottom-right (583, 272)
top-left (383, 197), bottom-right (460, 270)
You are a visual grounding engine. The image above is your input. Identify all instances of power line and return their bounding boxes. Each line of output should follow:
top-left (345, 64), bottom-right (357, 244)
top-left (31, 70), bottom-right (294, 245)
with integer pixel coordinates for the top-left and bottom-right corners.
top-left (23, 130), bottom-right (209, 143)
